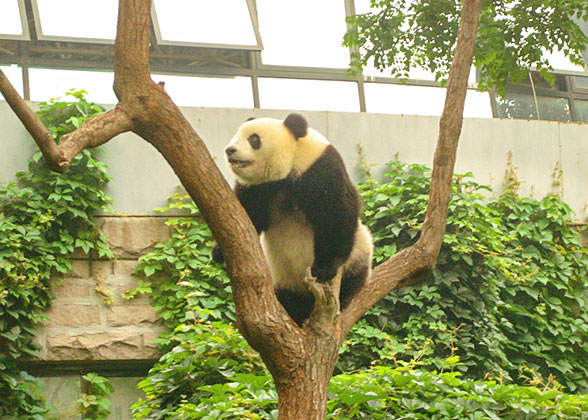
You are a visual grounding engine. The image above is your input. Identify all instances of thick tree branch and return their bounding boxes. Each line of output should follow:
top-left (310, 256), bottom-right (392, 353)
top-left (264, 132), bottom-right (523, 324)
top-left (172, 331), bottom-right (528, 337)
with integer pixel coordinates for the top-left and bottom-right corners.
top-left (105, 0), bottom-right (293, 344)
top-left (0, 70), bottom-right (64, 172)
top-left (417, 0), bottom-right (482, 257)
top-left (60, 108), bottom-right (134, 161)
top-left (341, 0), bottom-right (482, 337)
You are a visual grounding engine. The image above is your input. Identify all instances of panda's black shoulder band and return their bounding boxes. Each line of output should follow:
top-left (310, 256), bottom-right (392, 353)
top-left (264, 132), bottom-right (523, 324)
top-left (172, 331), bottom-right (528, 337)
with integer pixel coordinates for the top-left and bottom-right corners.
top-left (283, 113), bottom-right (308, 139)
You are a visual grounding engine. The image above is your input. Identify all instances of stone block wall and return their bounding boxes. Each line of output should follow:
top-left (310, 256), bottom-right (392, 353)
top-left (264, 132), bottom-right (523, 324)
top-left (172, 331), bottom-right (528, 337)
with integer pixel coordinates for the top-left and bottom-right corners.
top-left (36, 216), bottom-right (172, 362)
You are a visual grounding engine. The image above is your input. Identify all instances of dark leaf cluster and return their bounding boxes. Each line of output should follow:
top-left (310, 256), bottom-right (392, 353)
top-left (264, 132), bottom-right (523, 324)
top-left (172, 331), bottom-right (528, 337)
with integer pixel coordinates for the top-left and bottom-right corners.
top-left (340, 161), bottom-right (588, 394)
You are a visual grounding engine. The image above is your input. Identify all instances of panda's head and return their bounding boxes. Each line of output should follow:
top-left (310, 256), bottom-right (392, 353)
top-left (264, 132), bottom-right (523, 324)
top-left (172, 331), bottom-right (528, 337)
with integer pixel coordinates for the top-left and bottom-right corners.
top-left (225, 113), bottom-right (328, 185)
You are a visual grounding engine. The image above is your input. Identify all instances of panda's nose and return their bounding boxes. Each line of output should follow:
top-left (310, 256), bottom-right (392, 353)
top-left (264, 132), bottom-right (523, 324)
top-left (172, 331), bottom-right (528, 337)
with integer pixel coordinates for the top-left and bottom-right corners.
top-left (225, 147), bottom-right (237, 156)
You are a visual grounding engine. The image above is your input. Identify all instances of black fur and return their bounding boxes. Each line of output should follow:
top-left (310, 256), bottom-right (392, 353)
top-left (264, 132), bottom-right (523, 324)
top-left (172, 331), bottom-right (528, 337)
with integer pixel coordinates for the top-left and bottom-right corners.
top-left (234, 145), bottom-right (363, 324)
top-left (275, 289), bottom-right (314, 326)
top-left (295, 146), bottom-right (360, 281)
top-left (283, 113), bottom-right (308, 139)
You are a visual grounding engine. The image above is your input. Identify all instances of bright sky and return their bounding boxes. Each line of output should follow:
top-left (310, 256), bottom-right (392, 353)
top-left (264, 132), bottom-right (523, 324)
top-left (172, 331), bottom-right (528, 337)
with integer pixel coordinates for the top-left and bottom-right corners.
top-left (0, 0), bottom-right (586, 117)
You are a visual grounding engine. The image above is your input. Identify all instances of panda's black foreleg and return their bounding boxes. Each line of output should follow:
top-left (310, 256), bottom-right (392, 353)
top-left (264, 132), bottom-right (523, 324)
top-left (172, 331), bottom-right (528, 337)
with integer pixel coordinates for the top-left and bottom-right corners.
top-left (275, 288), bottom-right (315, 326)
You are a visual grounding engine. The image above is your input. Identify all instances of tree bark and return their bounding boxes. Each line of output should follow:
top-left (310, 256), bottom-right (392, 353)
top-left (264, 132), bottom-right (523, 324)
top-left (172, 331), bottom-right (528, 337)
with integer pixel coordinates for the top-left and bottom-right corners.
top-left (0, 0), bottom-right (482, 418)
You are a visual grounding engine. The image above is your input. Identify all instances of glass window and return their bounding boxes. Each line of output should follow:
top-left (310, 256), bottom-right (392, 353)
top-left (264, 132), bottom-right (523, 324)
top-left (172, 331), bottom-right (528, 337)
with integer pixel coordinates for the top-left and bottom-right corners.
top-left (41, 376), bottom-right (82, 419)
top-left (36, 0), bottom-right (117, 40)
top-left (108, 377), bottom-right (144, 420)
top-left (153, 0), bottom-right (258, 47)
top-left (365, 83), bottom-right (492, 118)
top-left (572, 76), bottom-right (588, 91)
top-left (0, 0), bottom-right (23, 35)
top-left (365, 83), bottom-right (445, 116)
top-left (29, 69), bottom-right (117, 104)
top-left (495, 92), bottom-right (571, 122)
top-left (575, 100), bottom-right (588, 123)
top-left (0, 65), bottom-right (24, 97)
top-left (544, 49), bottom-right (585, 73)
top-left (256, 0), bottom-right (350, 68)
top-left (258, 78), bottom-right (359, 112)
top-left (40, 375), bottom-right (144, 420)
top-left (354, 0), bottom-right (382, 14)
top-left (152, 75), bottom-right (253, 108)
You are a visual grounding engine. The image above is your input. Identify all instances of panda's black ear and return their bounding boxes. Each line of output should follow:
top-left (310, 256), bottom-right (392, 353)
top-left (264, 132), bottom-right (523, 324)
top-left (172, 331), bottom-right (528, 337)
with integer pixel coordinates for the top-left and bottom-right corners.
top-left (283, 113), bottom-right (308, 139)
top-left (246, 117), bottom-right (256, 121)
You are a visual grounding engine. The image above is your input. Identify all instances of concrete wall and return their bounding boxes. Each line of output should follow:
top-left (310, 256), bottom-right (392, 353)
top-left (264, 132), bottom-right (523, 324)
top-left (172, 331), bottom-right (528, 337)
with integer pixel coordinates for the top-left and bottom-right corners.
top-left (1, 102), bottom-right (587, 220)
top-left (1, 100), bottom-right (587, 361)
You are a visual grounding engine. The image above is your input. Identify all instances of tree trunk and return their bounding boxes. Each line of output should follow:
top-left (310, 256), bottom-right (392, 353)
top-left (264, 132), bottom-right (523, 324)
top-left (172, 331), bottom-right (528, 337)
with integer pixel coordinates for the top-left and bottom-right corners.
top-left (274, 338), bottom-right (340, 419)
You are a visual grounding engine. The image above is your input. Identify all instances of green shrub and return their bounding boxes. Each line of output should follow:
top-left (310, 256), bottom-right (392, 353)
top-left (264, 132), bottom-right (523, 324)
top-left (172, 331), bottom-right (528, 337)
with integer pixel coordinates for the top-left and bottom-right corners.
top-left (79, 373), bottom-right (114, 420)
top-left (131, 312), bottom-right (268, 419)
top-left (134, 356), bottom-right (588, 420)
top-left (130, 193), bottom-right (235, 339)
top-left (328, 363), bottom-right (588, 419)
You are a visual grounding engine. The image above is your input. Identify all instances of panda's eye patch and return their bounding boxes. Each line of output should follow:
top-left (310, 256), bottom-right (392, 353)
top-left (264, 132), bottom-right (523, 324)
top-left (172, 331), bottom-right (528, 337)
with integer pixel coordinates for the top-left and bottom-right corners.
top-left (248, 134), bottom-right (261, 150)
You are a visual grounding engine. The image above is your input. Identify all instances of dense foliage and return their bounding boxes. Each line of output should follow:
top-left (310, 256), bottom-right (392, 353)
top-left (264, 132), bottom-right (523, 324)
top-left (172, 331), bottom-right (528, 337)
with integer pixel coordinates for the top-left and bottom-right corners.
top-left (150, 362), bottom-right (588, 420)
top-left (340, 162), bottom-right (588, 393)
top-left (130, 161), bottom-right (588, 418)
top-left (0, 90), bottom-right (113, 419)
top-left (343, 0), bottom-right (588, 94)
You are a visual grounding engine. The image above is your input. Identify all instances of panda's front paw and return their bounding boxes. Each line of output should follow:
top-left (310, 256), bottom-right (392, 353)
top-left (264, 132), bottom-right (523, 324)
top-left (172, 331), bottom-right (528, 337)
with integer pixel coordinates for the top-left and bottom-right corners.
top-left (311, 264), bottom-right (338, 283)
top-left (211, 244), bottom-right (224, 264)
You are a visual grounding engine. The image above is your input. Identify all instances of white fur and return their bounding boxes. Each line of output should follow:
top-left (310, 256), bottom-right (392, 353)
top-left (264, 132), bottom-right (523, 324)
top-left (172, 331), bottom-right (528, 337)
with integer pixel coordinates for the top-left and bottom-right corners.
top-left (261, 208), bottom-right (314, 292)
top-left (225, 118), bottom-right (328, 185)
top-left (262, 206), bottom-right (373, 292)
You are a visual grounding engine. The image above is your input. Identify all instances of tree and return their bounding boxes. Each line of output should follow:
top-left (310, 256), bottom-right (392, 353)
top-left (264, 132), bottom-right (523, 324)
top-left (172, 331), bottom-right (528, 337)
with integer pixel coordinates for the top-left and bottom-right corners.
top-left (0, 0), bottom-right (481, 418)
top-left (344, 0), bottom-right (588, 95)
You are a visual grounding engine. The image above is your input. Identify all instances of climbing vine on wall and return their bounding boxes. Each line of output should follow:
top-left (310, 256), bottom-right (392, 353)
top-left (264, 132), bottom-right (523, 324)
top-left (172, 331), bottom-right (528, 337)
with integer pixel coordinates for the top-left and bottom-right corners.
top-left (0, 90), bottom-right (113, 419)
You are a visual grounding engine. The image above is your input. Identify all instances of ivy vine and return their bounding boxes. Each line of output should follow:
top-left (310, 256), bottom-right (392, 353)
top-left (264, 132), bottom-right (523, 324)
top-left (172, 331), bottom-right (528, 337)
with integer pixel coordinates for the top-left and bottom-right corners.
top-left (0, 90), bottom-right (113, 419)
top-left (341, 161), bottom-right (588, 392)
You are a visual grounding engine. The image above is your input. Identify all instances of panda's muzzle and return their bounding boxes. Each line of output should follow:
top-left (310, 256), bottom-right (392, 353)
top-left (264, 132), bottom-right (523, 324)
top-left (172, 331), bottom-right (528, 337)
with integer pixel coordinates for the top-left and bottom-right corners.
top-left (225, 147), bottom-right (252, 168)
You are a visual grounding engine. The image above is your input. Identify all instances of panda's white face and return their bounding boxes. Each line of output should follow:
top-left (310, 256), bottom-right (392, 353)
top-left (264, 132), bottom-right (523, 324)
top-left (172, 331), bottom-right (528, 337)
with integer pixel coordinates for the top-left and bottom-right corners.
top-left (225, 118), bottom-right (298, 185)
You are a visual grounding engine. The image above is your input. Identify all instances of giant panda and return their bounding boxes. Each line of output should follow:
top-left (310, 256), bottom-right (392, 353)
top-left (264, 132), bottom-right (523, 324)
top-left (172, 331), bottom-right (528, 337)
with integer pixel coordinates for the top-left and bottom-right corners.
top-left (217, 113), bottom-right (373, 325)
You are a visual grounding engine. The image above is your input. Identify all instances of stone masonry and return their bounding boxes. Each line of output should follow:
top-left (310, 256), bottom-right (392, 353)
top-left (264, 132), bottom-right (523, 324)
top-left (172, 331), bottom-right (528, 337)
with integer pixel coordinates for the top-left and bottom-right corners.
top-left (35, 216), bottom-right (171, 361)
top-left (35, 216), bottom-right (587, 362)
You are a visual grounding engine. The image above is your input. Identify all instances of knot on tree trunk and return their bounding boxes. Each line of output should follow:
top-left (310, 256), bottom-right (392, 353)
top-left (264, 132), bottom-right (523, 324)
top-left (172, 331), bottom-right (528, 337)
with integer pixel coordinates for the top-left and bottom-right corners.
top-left (304, 267), bottom-right (342, 334)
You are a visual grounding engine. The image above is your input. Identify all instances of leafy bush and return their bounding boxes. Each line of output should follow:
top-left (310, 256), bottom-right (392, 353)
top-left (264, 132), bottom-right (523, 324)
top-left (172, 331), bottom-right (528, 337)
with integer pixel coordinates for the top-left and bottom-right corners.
top-left (339, 161), bottom-right (588, 392)
top-left (136, 358), bottom-right (588, 420)
top-left (131, 160), bottom-right (588, 419)
top-left (131, 312), bottom-right (267, 419)
top-left (0, 90), bottom-right (113, 418)
top-left (129, 195), bottom-right (264, 419)
top-left (328, 363), bottom-right (588, 419)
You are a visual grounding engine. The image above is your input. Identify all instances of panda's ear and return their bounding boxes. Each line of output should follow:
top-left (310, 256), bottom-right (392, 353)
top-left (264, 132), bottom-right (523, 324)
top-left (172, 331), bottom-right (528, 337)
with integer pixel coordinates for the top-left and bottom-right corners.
top-left (246, 117), bottom-right (256, 121)
top-left (283, 113), bottom-right (308, 139)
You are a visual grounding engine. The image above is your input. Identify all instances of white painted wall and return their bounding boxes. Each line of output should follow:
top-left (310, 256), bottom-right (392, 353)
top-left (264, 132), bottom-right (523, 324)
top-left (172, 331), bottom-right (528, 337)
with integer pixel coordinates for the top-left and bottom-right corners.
top-left (1, 101), bottom-right (587, 220)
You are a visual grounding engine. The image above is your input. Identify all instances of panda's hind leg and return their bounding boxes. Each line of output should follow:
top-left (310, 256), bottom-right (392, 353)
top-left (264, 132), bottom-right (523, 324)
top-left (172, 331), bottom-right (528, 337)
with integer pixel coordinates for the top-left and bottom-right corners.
top-left (275, 288), bottom-right (315, 326)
